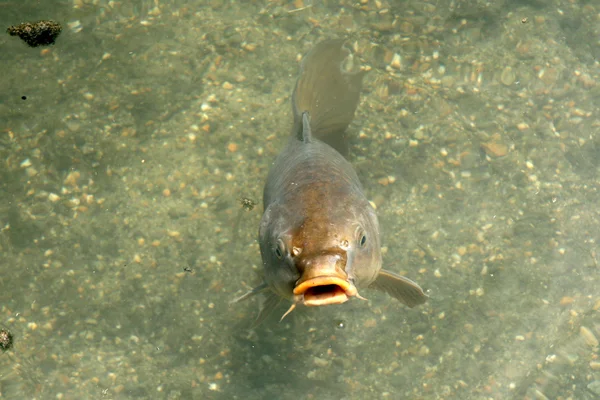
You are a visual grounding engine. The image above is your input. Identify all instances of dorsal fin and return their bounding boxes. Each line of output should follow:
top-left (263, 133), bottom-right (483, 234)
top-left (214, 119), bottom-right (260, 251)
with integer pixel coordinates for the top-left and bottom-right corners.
top-left (301, 111), bottom-right (312, 143)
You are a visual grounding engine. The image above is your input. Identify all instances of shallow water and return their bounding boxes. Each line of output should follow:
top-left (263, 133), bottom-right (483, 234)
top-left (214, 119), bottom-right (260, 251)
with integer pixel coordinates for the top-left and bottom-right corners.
top-left (0, 1), bottom-right (598, 399)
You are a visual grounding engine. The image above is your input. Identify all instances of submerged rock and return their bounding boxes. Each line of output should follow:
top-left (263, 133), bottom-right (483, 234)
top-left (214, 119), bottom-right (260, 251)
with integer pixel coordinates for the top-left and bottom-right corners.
top-left (7, 20), bottom-right (62, 47)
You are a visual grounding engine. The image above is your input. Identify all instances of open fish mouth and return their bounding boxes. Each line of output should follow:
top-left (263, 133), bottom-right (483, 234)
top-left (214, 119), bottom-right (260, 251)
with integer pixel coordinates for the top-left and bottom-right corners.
top-left (293, 276), bottom-right (358, 306)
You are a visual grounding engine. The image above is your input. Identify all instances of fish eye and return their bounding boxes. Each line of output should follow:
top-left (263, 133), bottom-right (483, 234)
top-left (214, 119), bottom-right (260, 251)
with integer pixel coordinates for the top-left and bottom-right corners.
top-left (360, 234), bottom-right (367, 247)
top-left (274, 239), bottom-right (286, 259)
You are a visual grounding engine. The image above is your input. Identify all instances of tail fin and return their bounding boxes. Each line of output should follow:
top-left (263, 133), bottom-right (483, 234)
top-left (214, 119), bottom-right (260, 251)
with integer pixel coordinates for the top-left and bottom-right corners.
top-left (291, 39), bottom-right (366, 156)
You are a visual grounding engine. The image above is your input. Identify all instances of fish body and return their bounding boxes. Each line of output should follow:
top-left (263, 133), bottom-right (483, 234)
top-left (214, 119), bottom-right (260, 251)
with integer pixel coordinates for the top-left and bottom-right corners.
top-left (234, 39), bottom-right (427, 323)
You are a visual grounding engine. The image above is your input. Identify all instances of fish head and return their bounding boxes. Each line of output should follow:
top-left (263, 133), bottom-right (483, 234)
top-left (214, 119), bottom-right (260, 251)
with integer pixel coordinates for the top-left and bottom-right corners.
top-left (259, 196), bottom-right (382, 307)
top-left (292, 198), bottom-right (382, 306)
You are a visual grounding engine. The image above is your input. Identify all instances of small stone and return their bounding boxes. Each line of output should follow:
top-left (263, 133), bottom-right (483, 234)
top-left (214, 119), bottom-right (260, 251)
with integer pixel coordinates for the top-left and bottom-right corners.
top-left (525, 161), bottom-right (534, 170)
top-left (208, 382), bottom-right (219, 391)
top-left (559, 296), bottom-right (574, 305)
top-left (378, 177), bottom-right (390, 186)
top-left (67, 20), bottom-right (82, 33)
top-left (242, 43), bottom-right (256, 52)
top-left (63, 170), bottom-right (81, 186)
top-left (480, 142), bottom-right (507, 157)
top-left (580, 326), bottom-right (599, 348)
top-left (500, 66), bottom-right (516, 86)
top-left (390, 53), bottom-right (402, 70)
top-left (538, 68), bottom-right (558, 86)
top-left (48, 193), bottom-right (60, 202)
top-left (313, 357), bottom-right (329, 367)
top-left (534, 390), bottom-right (550, 400)
top-left (26, 167), bottom-right (38, 177)
top-left (588, 381), bottom-right (600, 396)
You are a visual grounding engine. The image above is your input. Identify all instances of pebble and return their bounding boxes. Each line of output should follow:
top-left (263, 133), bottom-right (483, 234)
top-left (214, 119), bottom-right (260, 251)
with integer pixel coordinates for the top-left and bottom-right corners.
top-left (242, 43), bottom-right (256, 52)
top-left (538, 68), bottom-right (558, 86)
top-left (500, 66), bottom-right (516, 86)
top-left (534, 389), bottom-right (550, 400)
top-left (559, 296), bottom-right (574, 305)
top-left (480, 142), bottom-right (508, 157)
top-left (588, 381), bottom-right (600, 396)
top-left (580, 326), bottom-right (599, 347)
top-left (313, 357), bottom-right (329, 367)
top-left (377, 176), bottom-right (396, 186)
top-left (208, 382), bottom-right (219, 391)
top-left (67, 20), bottom-right (82, 33)
top-left (390, 53), bottom-right (402, 70)
top-left (48, 193), bottom-right (61, 202)
top-left (525, 161), bottom-right (534, 170)
top-left (64, 170), bottom-right (81, 186)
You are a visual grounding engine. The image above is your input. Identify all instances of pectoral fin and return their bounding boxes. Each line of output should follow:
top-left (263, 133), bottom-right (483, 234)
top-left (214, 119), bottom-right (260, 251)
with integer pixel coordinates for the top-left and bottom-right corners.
top-left (231, 283), bottom-right (282, 328)
top-left (370, 269), bottom-right (428, 308)
top-left (230, 282), bottom-right (269, 304)
top-left (250, 291), bottom-right (282, 328)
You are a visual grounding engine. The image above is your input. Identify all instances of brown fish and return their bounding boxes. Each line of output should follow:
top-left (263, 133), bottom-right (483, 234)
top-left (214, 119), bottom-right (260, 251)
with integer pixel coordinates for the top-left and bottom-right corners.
top-left (233, 39), bottom-right (428, 324)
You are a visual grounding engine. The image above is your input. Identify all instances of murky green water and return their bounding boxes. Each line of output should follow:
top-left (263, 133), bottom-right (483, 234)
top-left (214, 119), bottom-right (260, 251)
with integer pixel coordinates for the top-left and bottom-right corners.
top-left (1, 0), bottom-right (598, 399)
